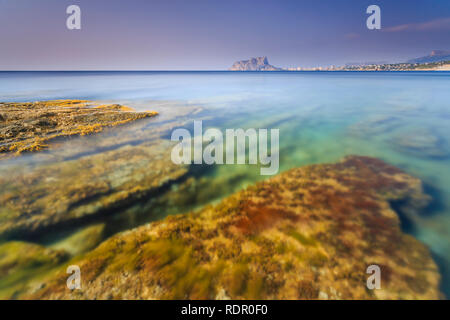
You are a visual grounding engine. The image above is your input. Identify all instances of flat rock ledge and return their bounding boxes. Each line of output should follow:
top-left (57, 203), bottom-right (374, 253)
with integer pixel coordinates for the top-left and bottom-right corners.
top-left (0, 99), bottom-right (158, 159)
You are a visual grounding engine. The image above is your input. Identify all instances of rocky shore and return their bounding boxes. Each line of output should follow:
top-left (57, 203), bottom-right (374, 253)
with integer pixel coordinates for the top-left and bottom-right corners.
top-left (0, 100), bottom-right (443, 299)
top-left (0, 100), bottom-right (158, 159)
top-left (0, 139), bottom-right (188, 239)
top-left (20, 156), bottom-right (442, 300)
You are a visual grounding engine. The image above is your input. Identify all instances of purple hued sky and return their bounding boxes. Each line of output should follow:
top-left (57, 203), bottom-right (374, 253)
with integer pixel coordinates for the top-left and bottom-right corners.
top-left (0, 0), bottom-right (449, 70)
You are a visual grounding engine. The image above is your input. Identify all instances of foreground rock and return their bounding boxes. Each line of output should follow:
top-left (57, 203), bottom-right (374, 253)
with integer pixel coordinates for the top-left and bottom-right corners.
top-left (0, 140), bottom-right (187, 239)
top-left (0, 100), bottom-right (158, 159)
top-left (0, 241), bottom-right (68, 298)
top-left (49, 224), bottom-right (106, 256)
top-left (27, 156), bottom-right (442, 299)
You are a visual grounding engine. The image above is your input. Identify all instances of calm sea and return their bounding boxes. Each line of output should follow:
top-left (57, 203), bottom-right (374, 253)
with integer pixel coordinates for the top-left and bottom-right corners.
top-left (1, 71), bottom-right (449, 296)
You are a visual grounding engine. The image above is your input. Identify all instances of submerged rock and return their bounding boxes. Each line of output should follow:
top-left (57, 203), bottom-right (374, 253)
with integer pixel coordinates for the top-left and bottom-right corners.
top-left (0, 100), bottom-right (158, 159)
top-left (48, 224), bottom-right (106, 256)
top-left (26, 156), bottom-right (442, 300)
top-left (0, 140), bottom-right (188, 239)
top-left (391, 128), bottom-right (448, 159)
top-left (349, 115), bottom-right (401, 137)
top-left (0, 241), bottom-right (68, 298)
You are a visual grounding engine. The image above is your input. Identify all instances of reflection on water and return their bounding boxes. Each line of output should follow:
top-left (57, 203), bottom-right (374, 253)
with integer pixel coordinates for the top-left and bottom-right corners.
top-left (0, 71), bottom-right (449, 297)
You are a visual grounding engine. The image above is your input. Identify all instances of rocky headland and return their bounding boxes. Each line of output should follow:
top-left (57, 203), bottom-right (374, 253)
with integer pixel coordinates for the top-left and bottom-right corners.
top-left (229, 57), bottom-right (282, 71)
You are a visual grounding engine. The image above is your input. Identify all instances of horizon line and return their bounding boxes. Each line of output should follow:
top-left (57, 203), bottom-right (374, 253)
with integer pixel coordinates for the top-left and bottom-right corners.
top-left (1, 70), bottom-right (448, 73)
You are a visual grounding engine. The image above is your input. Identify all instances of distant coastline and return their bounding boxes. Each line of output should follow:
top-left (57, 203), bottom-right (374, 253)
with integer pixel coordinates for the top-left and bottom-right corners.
top-left (1, 69), bottom-right (450, 73)
top-left (229, 52), bottom-right (450, 72)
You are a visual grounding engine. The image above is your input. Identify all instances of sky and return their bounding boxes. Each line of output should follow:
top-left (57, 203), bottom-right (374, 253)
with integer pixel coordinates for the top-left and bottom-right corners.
top-left (0, 0), bottom-right (449, 70)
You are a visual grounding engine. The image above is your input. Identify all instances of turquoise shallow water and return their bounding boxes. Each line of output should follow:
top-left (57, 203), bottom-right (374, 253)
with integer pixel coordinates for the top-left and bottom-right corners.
top-left (1, 71), bottom-right (449, 297)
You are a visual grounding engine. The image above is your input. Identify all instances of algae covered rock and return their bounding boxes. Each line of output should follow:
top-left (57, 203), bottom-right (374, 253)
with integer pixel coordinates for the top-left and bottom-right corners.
top-left (0, 241), bottom-right (68, 298)
top-left (48, 224), bottom-right (106, 256)
top-left (27, 156), bottom-right (442, 300)
top-left (0, 100), bottom-right (158, 159)
top-left (0, 140), bottom-right (188, 239)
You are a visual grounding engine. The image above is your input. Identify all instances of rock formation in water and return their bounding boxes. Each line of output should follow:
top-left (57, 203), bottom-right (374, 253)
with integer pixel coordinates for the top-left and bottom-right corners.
top-left (25, 156), bottom-right (442, 300)
top-left (0, 241), bottom-right (69, 298)
top-left (391, 128), bottom-right (448, 159)
top-left (0, 140), bottom-right (188, 239)
top-left (229, 57), bottom-right (282, 71)
top-left (349, 115), bottom-right (449, 159)
top-left (349, 115), bottom-right (401, 137)
top-left (0, 100), bottom-right (158, 159)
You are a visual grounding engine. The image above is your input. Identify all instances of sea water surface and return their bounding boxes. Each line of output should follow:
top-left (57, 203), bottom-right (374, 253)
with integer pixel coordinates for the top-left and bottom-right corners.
top-left (0, 71), bottom-right (449, 297)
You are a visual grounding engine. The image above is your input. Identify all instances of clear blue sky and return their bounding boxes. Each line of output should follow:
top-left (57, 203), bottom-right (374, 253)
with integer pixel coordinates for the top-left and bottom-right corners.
top-left (0, 0), bottom-right (449, 70)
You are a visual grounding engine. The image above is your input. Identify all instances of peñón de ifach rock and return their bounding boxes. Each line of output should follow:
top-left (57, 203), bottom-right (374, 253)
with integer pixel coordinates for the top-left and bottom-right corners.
top-left (229, 56), bottom-right (282, 71)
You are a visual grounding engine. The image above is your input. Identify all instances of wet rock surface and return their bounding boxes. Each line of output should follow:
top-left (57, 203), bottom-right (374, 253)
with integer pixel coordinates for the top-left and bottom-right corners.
top-left (0, 241), bottom-right (68, 298)
top-left (48, 224), bottom-right (106, 256)
top-left (0, 139), bottom-right (188, 239)
top-left (0, 100), bottom-right (158, 159)
top-left (26, 156), bottom-right (442, 300)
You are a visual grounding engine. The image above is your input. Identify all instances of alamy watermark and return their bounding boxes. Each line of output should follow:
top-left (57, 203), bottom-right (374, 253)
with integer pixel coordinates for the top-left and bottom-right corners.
top-left (171, 121), bottom-right (279, 175)
top-left (66, 5), bottom-right (81, 30)
top-left (367, 5), bottom-right (381, 30)
top-left (65, 5), bottom-right (381, 31)
top-left (366, 264), bottom-right (381, 290)
top-left (66, 265), bottom-right (81, 290)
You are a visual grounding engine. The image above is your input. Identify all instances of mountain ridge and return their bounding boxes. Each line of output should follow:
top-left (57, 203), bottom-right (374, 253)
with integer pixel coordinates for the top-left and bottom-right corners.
top-left (407, 50), bottom-right (450, 64)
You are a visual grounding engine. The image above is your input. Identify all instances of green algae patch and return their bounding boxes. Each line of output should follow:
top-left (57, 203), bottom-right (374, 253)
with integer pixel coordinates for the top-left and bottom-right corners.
top-left (0, 241), bottom-right (68, 298)
top-left (24, 156), bottom-right (443, 300)
top-left (288, 230), bottom-right (317, 247)
top-left (49, 224), bottom-right (105, 256)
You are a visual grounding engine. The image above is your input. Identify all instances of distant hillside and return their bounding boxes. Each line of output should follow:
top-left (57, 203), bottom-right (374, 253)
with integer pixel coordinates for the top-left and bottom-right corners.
top-left (407, 50), bottom-right (450, 64)
top-left (229, 56), bottom-right (282, 71)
